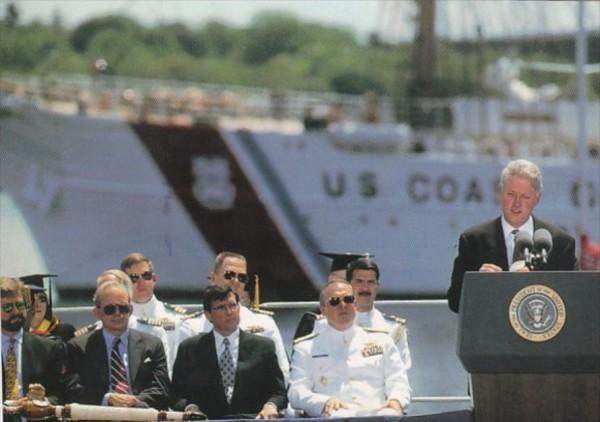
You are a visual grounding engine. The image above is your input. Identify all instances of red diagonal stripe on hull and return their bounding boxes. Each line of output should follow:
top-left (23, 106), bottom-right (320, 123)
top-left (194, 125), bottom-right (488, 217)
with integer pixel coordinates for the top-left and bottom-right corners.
top-left (130, 122), bottom-right (317, 301)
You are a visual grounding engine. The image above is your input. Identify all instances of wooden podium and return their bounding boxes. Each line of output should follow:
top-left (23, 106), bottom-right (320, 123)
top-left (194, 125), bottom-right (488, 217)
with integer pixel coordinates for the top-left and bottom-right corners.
top-left (457, 271), bottom-right (600, 422)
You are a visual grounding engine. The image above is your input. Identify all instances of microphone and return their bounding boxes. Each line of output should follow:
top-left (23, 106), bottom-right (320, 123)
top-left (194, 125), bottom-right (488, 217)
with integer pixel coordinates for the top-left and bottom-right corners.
top-left (533, 228), bottom-right (553, 264)
top-left (514, 230), bottom-right (533, 264)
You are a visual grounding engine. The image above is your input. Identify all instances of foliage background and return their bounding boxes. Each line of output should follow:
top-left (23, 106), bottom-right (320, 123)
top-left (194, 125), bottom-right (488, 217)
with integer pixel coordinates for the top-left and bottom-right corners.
top-left (1, 5), bottom-right (598, 98)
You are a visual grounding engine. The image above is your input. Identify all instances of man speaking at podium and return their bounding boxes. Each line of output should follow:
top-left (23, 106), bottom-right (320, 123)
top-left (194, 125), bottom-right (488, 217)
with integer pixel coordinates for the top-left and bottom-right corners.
top-left (447, 159), bottom-right (578, 313)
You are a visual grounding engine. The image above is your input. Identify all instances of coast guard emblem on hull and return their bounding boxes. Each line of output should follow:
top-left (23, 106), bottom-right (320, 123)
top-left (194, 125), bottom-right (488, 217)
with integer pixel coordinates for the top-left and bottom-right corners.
top-left (509, 284), bottom-right (566, 342)
top-left (192, 157), bottom-right (235, 210)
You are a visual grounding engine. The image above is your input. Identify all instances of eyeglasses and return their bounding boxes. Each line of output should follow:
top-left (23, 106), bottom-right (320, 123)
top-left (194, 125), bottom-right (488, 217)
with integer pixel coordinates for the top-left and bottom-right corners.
top-left (327, 295), bottom-right (355, 307)
top-left (210, 302), bottom-right (240, 313)
top-left (98, 303), bottom-right (131, 315)
top-left (223, 271), bottom-right (248, 284)
top-left (128, 271), bottom-right (153, 283)
top-left (1, 301), bottom-right (27, 313)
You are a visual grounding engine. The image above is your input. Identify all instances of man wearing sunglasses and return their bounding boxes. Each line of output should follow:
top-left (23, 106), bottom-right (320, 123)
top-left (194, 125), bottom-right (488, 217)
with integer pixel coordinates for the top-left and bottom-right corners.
top-left (120, 253), bottom-right (195, 375)
top-left (293, 252), bottom-right (372, 340)
top-left (288, 280), bottom-right (411, 418)
top-left (66, 280), bottom-right (170, 410)
top-left (1, 277), bottom-right (68, 409)
top-left (186, 251), bottom-right (290, 384)
top-left (172, 285), bottom-right (287, 419)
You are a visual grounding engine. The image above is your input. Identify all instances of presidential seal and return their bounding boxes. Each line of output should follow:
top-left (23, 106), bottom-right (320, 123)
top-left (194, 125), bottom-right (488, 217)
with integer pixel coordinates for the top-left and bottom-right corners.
top-left (508, 284), bottom-right (566, 342)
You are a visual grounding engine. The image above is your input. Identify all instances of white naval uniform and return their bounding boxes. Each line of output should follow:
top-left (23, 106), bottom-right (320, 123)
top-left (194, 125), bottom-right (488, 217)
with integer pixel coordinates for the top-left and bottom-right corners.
top-left (313, 308), bottom-right (411, 369)
top-left (288, 324), bottom-right (411, 417)
top-left (132, 295), bottom-right (195, 375)
top-left (185, 305), bottom-right (290, 383)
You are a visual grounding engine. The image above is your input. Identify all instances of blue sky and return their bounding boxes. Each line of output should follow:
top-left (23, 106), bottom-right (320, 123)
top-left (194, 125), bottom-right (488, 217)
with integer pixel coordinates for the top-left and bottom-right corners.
top-left (9, 1), bottom-right (600, 42)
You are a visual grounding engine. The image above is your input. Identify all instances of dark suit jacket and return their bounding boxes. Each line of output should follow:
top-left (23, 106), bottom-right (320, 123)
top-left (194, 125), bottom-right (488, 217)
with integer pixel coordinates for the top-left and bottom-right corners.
top-left (447, 216), bottom-right (578, 313)
top-left (171, 330), bottom-right (287, 419)
top-left (66, 328), bottom-right (170, 409)
top-left (2, 331), bottom-right (67, 404)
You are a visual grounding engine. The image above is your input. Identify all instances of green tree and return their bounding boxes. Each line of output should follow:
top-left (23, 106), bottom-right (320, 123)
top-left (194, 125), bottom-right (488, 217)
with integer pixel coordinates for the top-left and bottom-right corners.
top-left (70, 15), bottom-right (142, 52)
top-left (242, 12), bottom-right (305, 65)
top-left (330, 70), bottom-right (384, 95)
top-left (202, 20), bottom-right (239, 57)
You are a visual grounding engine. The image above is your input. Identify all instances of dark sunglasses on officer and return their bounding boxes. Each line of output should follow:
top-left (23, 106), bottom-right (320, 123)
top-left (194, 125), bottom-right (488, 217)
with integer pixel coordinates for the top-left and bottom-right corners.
top-left (128, 271), bottom-right (154, 283)
top-left (327, 295), bottom-right (355, 307)
top-left (223, 270), bottom-right (249, 284)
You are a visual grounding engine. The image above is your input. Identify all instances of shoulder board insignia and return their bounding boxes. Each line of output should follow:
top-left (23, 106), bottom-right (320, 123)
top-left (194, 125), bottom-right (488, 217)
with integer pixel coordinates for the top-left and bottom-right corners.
top-left (164, 302), bottom-right (191, 315)
top-left (294, 332), bottom-right (319, 344)
top-left (381, 312), bottom-right (406, 326)
top-left (243, 325), bottom-right (265, 334)
top-left (180, 310), bottom-right (203, 321)
top-left (137, 317), bottom-right (176, 331)
top-left (74, 323), bottom-right (96, 337)
top-left (249, 307), bottom-right (274, 316)
top-left (381, 313), bottom-right (407, 343)
top-left (363, 327), bottom-right (389, 334)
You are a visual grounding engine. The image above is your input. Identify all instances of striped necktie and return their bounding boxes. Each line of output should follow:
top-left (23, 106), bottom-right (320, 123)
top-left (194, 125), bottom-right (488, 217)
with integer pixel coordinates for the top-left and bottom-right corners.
top-left (219, 337), bottom-right (235, 403)
top-left (110, 337), bottom-right (130, 394)
top-left (5, 337), bottom-right (19, 400)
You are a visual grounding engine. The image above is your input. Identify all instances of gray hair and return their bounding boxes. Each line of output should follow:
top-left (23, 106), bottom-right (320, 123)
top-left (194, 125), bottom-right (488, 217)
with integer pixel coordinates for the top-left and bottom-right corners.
top-left (96, 269), bottom-right (133, 297)
top-left (93, 280), bottom-right (131, 307)
top-left (213, 251), bottom-right (246, 272)
top-left (499, 159), bottom-right (543, 194)
top-left (319, 279), bottom-right (352, 306)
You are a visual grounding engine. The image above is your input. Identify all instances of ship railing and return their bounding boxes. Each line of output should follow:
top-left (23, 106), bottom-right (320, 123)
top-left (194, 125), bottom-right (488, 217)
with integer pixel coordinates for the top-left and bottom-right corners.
top-left (0, 72), bottom-right (458, 129)
top-left (2, 72), bottom-right (597, 160)
top-left (55, 298), bottom-right (472, 415)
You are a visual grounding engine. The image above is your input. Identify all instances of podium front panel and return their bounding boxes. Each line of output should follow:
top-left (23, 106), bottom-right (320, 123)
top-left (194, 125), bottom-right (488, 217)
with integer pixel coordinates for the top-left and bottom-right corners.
top-left (458, 271), bottom-right (600, 373)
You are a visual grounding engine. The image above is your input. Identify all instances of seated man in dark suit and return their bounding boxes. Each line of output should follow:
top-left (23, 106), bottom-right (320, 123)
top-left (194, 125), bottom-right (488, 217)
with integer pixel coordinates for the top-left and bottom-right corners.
top-left (66, 280), bottom-right (170, 409)
top-left (2, 277), bottom-right (68, 411)
top-left (171, 285), bottom-right (287, 419)
top-left (447, 159), bottom-right (578, 313)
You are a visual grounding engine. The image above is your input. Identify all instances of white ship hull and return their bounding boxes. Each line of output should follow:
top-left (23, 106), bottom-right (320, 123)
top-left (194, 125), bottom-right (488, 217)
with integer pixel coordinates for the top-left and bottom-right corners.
top-left (1, 101), bottom-right (599, 299)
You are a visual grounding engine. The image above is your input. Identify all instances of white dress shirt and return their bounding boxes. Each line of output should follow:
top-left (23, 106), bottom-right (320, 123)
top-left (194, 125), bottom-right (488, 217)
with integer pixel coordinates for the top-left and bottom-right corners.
top-left (502, 215), bottom-right (534, 266)
top-left (186, 305), bottom-right (290, 384)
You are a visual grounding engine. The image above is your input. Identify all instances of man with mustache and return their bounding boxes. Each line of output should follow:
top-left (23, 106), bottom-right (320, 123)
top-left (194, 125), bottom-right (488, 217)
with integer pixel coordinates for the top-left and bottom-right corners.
top-left (1, 277), bottom-right (68, 410)
top-left (346, 257), bottom-right (411, 369)
top-left (294, 257), bottom-right (411, 370)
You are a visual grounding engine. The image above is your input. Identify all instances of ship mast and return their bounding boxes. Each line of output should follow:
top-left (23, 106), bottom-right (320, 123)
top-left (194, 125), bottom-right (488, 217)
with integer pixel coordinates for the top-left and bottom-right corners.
top-left (576, 0), bottom-right (590, 237)
top-left (412, 0), bottom-right (436, 96)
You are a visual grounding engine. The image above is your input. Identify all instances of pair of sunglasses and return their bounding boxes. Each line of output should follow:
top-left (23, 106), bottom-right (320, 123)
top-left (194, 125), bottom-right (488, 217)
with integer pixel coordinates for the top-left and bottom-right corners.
top-left (1, 301), bottom-right (27, 313)
top-left (128, 271), bottom-right (153, 283)
top-left (328, 295), bottom-right (355, 307)
top-left (224, 270), bottom-right (249, 284)
top-left (98, 303), bottom-right (131, 315)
